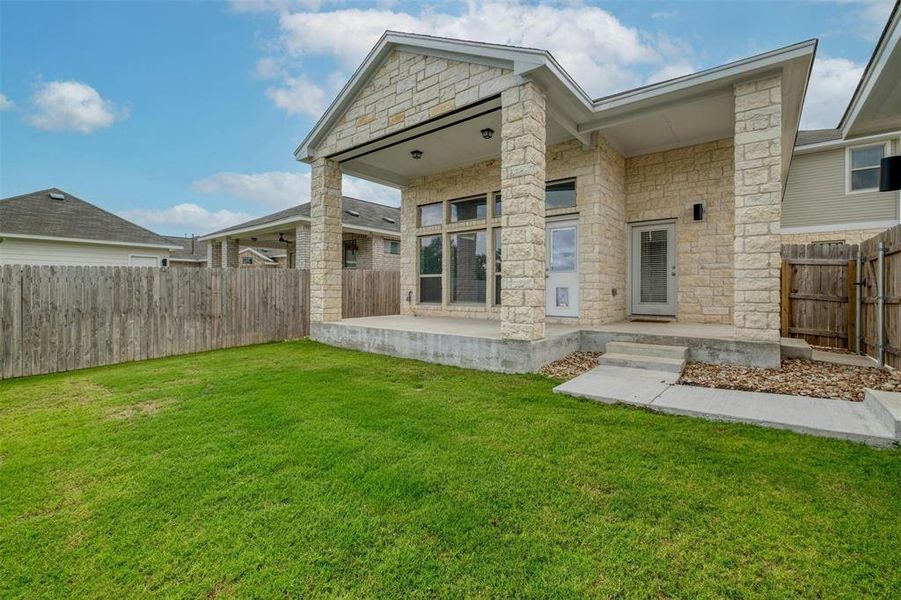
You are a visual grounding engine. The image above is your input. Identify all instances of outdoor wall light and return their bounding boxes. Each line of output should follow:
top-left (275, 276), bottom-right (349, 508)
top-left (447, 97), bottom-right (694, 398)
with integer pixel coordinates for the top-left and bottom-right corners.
top-left (410, 149), bottom-right (423, 159)
top-left (480, 128), bottom-right (494, 140)
top-left (879, 156), bottom-right (901, 192)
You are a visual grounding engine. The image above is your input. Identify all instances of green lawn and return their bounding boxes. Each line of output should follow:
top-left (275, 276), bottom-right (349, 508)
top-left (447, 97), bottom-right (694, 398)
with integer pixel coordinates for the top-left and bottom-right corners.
top-left (1, 341), bottom-right (900, 598)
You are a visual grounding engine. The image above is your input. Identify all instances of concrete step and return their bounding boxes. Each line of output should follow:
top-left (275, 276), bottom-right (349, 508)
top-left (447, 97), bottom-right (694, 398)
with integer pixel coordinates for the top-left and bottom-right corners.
top-left (598, 352), bottom-right (686, 373)
top-left (605, 341), bottom-right (688, 360)
top-left (864, 389), bottom-right (901, 438)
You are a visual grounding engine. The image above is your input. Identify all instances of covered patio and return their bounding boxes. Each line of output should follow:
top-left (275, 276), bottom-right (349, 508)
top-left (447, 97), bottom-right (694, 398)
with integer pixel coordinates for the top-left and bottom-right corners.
top-left (295, 32), bottom-right (814, 372)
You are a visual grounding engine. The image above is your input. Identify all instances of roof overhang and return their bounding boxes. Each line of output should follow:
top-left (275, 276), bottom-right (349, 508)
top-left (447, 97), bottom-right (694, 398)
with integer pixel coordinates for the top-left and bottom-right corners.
top-left (794, 129), bottom-right (901, 155)
top-left (0, 232), bottom-right (182, 251)
top-left (295, 31), bottom-right (815, 188)
top-left (841, 2), bottom-right (901, 138)
top-left (198, 215), bottom-right (399, 242)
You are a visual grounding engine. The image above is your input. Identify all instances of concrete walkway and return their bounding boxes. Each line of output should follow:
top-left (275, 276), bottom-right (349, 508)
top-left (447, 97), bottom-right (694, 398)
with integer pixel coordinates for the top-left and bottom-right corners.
top-left (554, 365), bottom-right (900, 447)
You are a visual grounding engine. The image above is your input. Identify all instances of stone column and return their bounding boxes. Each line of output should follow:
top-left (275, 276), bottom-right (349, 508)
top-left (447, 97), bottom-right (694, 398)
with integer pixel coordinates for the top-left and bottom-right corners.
top-left (733, 75), bottom-right (783, 343)
top-left (295, 224), bottom-right (310, 269)
top-left (399, 187), bottom-right (417, 315)
top-left (310, 157), bottom-right (343, 322)
top-left (223, 239), bottom-right (239, 268)
top-left (500, 81), bottom-right (546, 341)
top-left (207, 240), bottom-right (222, 268)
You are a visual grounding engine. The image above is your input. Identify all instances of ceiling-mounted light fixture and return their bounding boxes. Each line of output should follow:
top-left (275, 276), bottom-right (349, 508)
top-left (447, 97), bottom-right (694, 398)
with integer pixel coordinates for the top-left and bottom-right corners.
top-left (480, 128), bottom-right (494, 140)
top-left (410, 150), bottom-right (423, 160)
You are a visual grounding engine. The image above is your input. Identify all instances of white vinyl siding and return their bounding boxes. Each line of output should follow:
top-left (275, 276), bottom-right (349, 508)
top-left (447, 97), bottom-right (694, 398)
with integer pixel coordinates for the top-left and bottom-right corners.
top-left (0, 238), bottom-right (169, 266)
top-left (782, 142), bottom-right (899, 229)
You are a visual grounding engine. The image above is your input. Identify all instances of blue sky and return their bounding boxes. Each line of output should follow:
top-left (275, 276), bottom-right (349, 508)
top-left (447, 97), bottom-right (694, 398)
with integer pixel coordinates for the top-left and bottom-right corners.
top-left (0, 0), bottom-right (895, 236)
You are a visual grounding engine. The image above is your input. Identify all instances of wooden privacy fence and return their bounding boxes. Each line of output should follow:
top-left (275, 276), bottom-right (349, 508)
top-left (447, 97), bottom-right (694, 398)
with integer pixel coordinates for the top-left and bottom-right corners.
top-left (781, 223), bottom-right (901, 368)
top-left (342, 269), bottom-right (400, 318)
top-left (0, 266), bottom-right (400, 380)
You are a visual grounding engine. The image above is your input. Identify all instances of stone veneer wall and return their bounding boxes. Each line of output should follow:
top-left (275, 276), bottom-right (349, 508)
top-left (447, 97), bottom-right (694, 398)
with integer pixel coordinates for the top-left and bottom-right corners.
top-left (781, 228), bottom-right (887, 246)
top-left (624, 139), bottom-right (735, 324)
top-left (399, 136), bottom-right (626, 326)
top-left (317, 50), bottom-right (518, 158)
top-left (732, 75), bottom-right (783, 342)
top-left (371, 235), bottom-right (401, 271)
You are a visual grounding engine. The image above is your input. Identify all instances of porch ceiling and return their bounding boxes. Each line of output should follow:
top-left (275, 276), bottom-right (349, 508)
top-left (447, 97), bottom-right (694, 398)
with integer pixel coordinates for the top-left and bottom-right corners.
top-left (339, 102), bottom-right (572, 187)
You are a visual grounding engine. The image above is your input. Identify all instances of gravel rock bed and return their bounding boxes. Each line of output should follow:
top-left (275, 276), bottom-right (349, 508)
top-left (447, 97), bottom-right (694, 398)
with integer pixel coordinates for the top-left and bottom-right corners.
top-left (679, 359), bottom-right (901, 402)
top-left (539, 352), bottom-right (603, 380)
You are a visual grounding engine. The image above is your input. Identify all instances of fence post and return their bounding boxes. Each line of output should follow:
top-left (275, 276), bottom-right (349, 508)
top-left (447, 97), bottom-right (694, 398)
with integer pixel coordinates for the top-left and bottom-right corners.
top-left (877, 241), bottom-right (886, 367)
top-left (780, 260), bottom-right (791, 337)
top-left (855, 251), bottom-right (862, 355)
top-left (847, 258), bottom-right (857, 351)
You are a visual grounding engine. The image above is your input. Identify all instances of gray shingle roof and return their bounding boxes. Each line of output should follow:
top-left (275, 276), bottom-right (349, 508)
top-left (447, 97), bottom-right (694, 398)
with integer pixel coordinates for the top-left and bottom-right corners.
top-left (204, 196), bottom-right (400, 238)
top-left (164, 235), bottom-right (208, 261)
top-left (0, 188), bottom-right (177, 248)
top-left (796, 129), bottom-right (843, 147)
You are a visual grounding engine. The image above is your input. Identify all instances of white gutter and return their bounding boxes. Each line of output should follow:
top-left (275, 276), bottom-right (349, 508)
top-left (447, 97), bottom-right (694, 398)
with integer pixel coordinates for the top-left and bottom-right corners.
top-left (0, 232), bottom-right (182, 251)
top-left (794, 130), bottom-right (901, 154)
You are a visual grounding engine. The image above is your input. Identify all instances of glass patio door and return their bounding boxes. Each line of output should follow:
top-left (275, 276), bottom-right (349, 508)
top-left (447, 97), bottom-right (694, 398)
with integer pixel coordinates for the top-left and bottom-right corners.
top-left (630, 222), bottom-right (676, 316)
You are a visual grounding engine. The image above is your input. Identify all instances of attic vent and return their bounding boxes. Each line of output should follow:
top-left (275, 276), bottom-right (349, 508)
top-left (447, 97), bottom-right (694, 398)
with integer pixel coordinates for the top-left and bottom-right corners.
top-left (48, 192), bottom-right (65, 201)
top-left (344, 209), bottom-right (360, 217)
top-left (382, 217), bottom-right (396, 224)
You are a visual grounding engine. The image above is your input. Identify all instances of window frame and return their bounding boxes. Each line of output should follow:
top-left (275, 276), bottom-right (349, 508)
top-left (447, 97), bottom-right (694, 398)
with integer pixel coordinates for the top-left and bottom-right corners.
top-left (385, 240), bottom-right (401, 255)
top-left (418, 234), bottom-right (443, 304)
top-left (343, 240), bottom-right (358, 269)
top-left (418, 202), bottom-right (444, 227)
top-left (449, 229), bottom-right (488, 305)
top-left (545, 178), bottom-right (577, 211)
top-left (846, 142), bottom-right (890, 194)
top-left (448, 194), bottom-right (488, 224)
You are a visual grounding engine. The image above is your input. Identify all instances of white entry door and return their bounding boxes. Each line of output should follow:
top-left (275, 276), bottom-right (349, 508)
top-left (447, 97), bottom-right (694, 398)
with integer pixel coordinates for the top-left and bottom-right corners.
top-left (546, 220), bottom-right (579, 318)
top-left (630, 222), bottom-right (676, 316)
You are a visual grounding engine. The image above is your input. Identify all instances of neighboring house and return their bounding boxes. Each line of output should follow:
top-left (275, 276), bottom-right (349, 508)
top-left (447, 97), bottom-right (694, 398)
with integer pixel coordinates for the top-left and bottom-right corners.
top-left (783, 3), bottom-right (901, 244)
top-left (200, 196), bottom-right (401, 271)
top-left (0, 188), bottom-right (181, 266)
top-left (239, 247), bottom-right (279, 267)
top-left (294, 30), bottom-right (815, 349)
top-left (165, 235), bottom-right (208, 267)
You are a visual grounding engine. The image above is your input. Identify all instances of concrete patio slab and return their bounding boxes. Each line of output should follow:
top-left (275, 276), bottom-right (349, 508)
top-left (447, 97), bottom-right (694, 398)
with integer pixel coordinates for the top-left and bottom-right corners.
top-left (553, 365), bottom-right (678, 406)
top-left (654, 386), bottom-right (895, 446)
top-left (555, 366), bottom-right (899, 447)
top-left (811, 349), bottom-right (878, 368)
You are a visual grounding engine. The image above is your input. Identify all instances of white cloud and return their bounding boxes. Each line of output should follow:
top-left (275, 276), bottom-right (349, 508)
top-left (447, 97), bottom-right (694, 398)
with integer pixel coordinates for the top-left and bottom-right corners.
top-left (25, 80), bottom-right (128, 133)
top-left (190, 170), bottom-right (400, 209)
top-left (0, 93), bottom-right (15, 111)
top-left (856, 0), bottom-right (895, 39)
top-left (248, 1), bottom-right (696, 115)
top-left (265, 73), bottom-right (334, 118)
top-left (119, 204), bottom-right (254, 236)
top-left (801, 56), bottom-right (865, 129)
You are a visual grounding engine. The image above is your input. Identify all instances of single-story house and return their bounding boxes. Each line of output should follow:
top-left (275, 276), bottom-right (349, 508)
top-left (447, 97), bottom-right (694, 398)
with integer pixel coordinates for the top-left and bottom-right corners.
top-left (0, 188), bottom-right (181, 266)
top-left (165, 235), bottom-right (208, 267)
top-left (291, 29), bottom-right (816, 373)
top-left (200, 196), bottom-right (401, 271)
top-left (782, 2), bottom-right (900, 245)
top-left (239, 247), bottom-right (279, 267)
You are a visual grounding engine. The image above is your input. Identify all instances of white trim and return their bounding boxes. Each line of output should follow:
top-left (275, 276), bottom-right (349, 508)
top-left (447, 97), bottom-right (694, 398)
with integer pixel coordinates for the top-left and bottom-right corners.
top-left (128, 254), bottom-right (162, 266)
top-left (780, 220), bottom-right (899, 235)
top-left (199, 215), bottom-right (399, 242)
top-left (794, 130), bottom-right (901, 154)
top-left (844, 141), bottom-right (891, 194)
top-left (238, 247), bottom-right (276, 263)
top-left (0, 231), bottom-right (180, 250)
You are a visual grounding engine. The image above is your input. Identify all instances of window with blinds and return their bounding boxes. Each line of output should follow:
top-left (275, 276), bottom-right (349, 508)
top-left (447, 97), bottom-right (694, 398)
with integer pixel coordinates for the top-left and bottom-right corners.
top-left (639, 229), bottom-right (668, 303)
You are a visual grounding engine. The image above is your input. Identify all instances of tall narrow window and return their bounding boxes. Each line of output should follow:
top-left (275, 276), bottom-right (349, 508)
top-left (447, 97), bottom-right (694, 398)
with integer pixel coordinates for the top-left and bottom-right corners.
top-left (419, 235), bottom-right (442, 303)
top-left (493, 192), bottom-right (502, 217)
top-left (419, 202), bottom-right (443, 227)
top-left (545, 180), bottom-right (576, 210)
top-left (493, 227), bottom-right (502, 305)
top-left (343, 240), bottom-right (358, 269)
top-left (849, 144), bottom-right (886, 192)
top-left (450, 231), bottom-right (487, 303)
